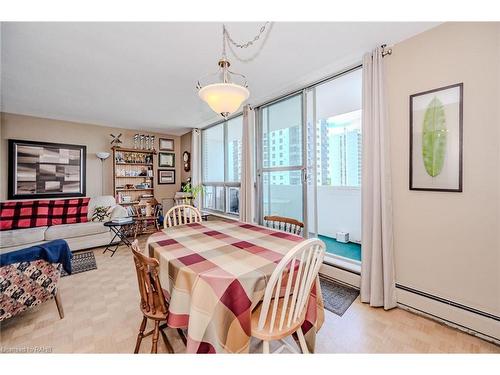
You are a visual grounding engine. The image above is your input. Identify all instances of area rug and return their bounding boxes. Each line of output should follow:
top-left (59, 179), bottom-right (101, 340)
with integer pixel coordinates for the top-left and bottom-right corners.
top-left (61, 251), bottom-right (97, 277)
top-left (319, 276), bottom-right (359, 316)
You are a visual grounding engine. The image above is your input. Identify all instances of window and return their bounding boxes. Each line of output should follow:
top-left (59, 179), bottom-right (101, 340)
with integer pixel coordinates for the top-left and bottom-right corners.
top-left (201, 115), bottom-right (243, 215)
top-left (202, 124), bottom-right (224, 182)
top-left (326, 110), bottom-right (362, 187)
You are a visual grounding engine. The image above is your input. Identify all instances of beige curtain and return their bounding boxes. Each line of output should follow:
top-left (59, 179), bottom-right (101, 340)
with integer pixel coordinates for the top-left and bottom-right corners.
top-left (360, 47), bottom-right (397, 310)
top-left (240, 105), bottom-right (256, 223)
top-left (191, 129), bottom-right (202, 207)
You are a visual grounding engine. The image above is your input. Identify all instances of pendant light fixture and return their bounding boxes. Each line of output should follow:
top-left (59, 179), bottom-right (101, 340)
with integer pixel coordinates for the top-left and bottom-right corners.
top-left (197, 23), bottom-right (270, 118)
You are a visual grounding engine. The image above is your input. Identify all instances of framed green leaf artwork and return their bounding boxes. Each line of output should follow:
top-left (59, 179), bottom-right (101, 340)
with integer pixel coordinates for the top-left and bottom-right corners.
top-left (410, 83), bottom-right (463, 192)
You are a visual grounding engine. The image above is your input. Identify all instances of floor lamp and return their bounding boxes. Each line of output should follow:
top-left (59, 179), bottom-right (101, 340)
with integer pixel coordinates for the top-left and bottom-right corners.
top-left (96, 152), bottom-right (111, 195)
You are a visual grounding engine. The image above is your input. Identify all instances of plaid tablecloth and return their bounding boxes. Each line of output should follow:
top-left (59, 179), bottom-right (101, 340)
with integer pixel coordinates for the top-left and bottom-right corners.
top-left (147, 219), bottom-right (324, 354)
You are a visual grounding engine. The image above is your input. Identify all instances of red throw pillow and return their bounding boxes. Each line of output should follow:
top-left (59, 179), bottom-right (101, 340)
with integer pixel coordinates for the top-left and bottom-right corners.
top-left (47, 198), bottom-right (90, 226)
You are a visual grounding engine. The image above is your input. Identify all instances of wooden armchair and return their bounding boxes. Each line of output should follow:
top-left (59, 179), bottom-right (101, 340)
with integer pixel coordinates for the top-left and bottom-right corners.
top-left (263, 215), bottom-right (304, 236)
top-left (131, 240), bottom-right (186, 353)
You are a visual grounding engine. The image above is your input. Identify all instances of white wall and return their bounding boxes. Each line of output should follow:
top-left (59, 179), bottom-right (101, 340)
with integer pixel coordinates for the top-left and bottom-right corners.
top-left (386, 22), bottom-right (500, 319)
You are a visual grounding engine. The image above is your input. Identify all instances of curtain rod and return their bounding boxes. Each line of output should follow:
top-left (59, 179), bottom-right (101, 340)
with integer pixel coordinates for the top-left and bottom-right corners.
top-left (253, 43), bottom-right (392, 109)
top-left (381, 44), bottom-right (393, 57)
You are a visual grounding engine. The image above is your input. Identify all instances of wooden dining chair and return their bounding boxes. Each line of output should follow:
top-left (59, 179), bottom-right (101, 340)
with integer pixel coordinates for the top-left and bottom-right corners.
top-left (263, 215), bottom-right (304, 236)
top-left (164, 204), bottom-right (202, 228)
top-left (132, 200), bottom-right (161, 238)
top-left (251, 238), bottom-right (325, 354)
top-left (131, 240), bottom-right (186, 353)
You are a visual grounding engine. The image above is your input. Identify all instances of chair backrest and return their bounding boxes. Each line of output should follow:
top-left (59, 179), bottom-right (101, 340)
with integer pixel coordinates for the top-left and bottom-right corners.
top-left (131, 240), bottom-right (168, 315)
top-left (263, 215), bottom-right (304, 236)
top-left (131, 204), bottom-right (147, 218)
top-left (258, 238), bottom-right (325, 333)
top-left (164, 204), bottom-right (202, 228)
top-left (133, 199), bottom-right (160, 218)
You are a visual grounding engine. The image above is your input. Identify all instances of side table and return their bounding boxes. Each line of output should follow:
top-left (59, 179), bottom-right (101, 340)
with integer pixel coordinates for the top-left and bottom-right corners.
top-left (103, 219), bottom-right (135, 257)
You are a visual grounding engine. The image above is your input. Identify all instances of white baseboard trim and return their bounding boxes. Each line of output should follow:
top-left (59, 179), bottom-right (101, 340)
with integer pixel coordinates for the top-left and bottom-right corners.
top-left (396, 287), bottom-right (500, 344)
top-left (319, 263), bottom-right (360, 289)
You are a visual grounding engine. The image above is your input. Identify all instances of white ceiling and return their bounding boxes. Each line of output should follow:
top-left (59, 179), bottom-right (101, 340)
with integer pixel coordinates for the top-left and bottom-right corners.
top-left (1, 22), bottom-right (439, 135)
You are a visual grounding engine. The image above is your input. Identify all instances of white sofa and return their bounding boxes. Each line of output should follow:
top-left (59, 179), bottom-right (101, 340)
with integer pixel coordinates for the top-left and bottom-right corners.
top-left (0, 196), bottom-right (128, 254)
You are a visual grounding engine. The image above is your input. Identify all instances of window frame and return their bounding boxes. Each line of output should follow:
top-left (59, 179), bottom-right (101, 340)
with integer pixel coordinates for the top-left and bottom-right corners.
top-left (201, 114), bottom-right (243, 216)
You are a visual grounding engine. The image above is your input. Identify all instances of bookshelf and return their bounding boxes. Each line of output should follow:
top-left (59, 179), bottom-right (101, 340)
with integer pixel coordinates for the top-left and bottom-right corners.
top-left (112, 146), bottom-right (157, 205)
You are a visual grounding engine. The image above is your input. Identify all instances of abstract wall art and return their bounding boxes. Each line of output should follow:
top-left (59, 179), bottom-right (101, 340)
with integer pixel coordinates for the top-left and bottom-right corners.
top-left (8, 140), bottom-right (86, 199)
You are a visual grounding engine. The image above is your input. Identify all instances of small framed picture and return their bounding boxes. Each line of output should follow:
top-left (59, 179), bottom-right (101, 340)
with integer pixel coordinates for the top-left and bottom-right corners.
top-left (410, 83), bottom-right (463, 192)
top-left (158, 152), bottom-right (175, 168)
top-left (159, 138), bottom-right (174, 151)
top-left (158, 169), bottom-right (175, 184)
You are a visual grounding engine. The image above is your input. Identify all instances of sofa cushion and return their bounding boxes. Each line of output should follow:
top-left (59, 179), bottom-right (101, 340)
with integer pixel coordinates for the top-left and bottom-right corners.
top-left (88, 196), bottom-right (117, 221)
top-left (91, 206), bottom-right (113, 222)
top-left (0, 226), bottom-right (48, 248)
top-left (44, 221), bottom-right (109, 241)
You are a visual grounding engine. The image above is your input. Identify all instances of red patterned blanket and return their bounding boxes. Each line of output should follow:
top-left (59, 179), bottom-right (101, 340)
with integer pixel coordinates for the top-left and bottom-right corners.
top-left (0, 198), bottom-right (90, 231)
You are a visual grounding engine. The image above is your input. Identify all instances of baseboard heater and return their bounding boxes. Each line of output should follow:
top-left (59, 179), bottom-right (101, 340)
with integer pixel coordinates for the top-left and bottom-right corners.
top-left (396, 283), bottom-right (500, 342)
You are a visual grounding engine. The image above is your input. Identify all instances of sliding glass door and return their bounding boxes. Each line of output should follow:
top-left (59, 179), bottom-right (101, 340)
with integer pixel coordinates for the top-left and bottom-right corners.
top-left (258, 94), bottom-right (306, 225)
top-left (306, 68), bottom-right (362, 262)
top-left (256, 67), bottom-right (362, 265)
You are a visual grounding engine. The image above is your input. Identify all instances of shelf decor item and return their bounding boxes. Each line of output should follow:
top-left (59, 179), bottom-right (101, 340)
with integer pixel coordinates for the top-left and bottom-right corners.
top-left (158, 170), bottom-right (175, 184)
top-left (409, 83), bottom-right (463, 192)
top-left (110, 133), bottom-right (123, 146)
top-left (159, 152), bottom-right (175, 168)
top-left (133, 134), bottom-right (139, 149)
top-left (159, 138), bottom-right (174, 151)
top-left (112, 146), bottom-right (156, 205)
top-left (8, 139), bottom-right (86, 199)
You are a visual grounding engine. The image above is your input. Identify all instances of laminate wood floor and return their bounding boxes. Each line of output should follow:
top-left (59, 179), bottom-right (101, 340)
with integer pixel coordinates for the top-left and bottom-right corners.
top-left (1, 237), bottom-right (498, 354)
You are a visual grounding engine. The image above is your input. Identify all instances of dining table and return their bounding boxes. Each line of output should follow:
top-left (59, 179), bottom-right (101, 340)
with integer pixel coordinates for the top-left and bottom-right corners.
top-left (146, 218), bottom-right (324, 354)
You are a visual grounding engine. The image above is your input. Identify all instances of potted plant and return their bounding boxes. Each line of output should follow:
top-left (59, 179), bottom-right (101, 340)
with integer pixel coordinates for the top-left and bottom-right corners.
top-left (181, 182), bottom-right (204, 206)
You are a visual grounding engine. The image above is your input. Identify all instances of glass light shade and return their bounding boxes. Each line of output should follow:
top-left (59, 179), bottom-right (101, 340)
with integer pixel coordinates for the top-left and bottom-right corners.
top-left (198, 83), bottom-right (249, 117)
top-left (96, 152), bottom-right (111, 160)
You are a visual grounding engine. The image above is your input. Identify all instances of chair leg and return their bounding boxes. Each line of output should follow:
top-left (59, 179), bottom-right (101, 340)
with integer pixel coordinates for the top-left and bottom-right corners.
top-left (54, 291), bottom-right (64, 319)
top-left (151, 321), bottom-right (160, 354)
top-left (177, 328), bottom-right (187, 346)
top-left (263, 340), bottom-right (270, 354)
top-left (159, 325), bottom-right (174, 353)
top-left (134, 223), bottom-right (139, 239)
top-left (134, 316), bottom-right (148, 354)
top-left (296, 327), bottom-right (309, 354)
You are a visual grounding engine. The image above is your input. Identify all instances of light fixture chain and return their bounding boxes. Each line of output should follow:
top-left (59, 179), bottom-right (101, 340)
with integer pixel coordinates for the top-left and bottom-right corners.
top-left (222, 25), bottom-right (227, 57)
top-left (224, 22), bottom-right (270, 49)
